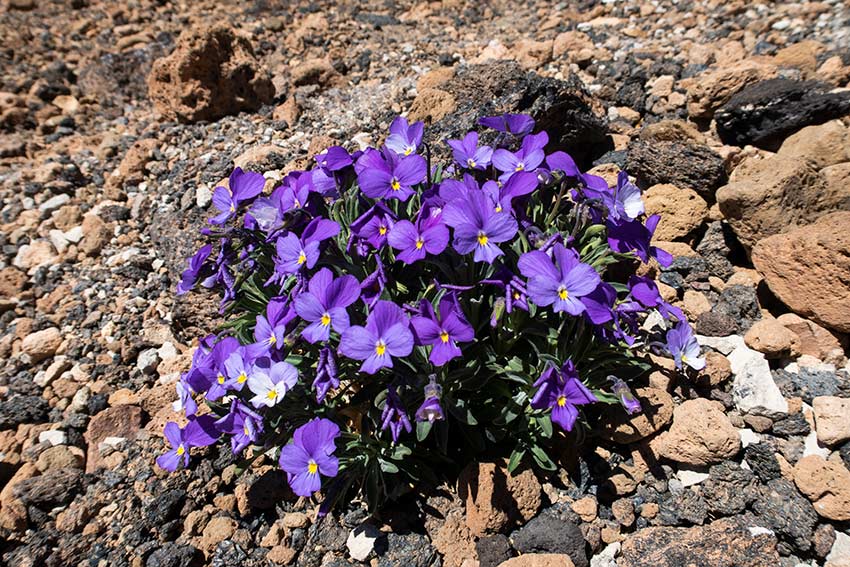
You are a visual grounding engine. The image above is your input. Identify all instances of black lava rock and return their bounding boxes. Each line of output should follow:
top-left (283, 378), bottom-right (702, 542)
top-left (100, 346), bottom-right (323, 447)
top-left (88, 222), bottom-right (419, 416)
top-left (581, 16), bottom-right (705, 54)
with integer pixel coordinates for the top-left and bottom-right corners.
top-left (696, 311), bottom-right (739, 337)
top-left (771, 413), bottom-right (811, 438)
top-left (145, 489), bottom-right (186, 527)
top-left (701, 462), bottom-right (758, 516)
top-left (625, 140), bottom-right (727, 201)
top-left (146, 543), bottom-right (203, 567)
top-left (13, 468), bottom-right (84, 508)
top-left (659, 489), bottom-right (708, 526)
top-left (715, 78), bottom-right (850, 149)
top-left (712, 285), bottom-right (761, 333)
top-left (752, 479), bottom-right (817, 553)
top-left (695, 222), bottom-right (738, 280)
top-left (745, 444), bottom-right (782, 483)
top-left (772, 367), bottom-right (844, 404)
top-left (476, 534), bottom-right (513, 567)
top-left (511, 511), bottom-right (588, 567)
top-left (0, 395), bottom-right (51, 429)
top-left (377, 533), bottom-right (436, 567)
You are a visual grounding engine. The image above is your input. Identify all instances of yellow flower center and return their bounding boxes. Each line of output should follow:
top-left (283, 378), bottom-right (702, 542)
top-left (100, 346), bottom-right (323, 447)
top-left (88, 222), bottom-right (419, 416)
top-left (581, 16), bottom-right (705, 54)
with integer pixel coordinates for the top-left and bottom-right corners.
top-left (415, 238), bottom-right (424, 250)
top-left (237, 372), bottom-right (247, 384)
top-left (229, 204), bottom-right (236, 213)
top-left (297, 251), bottom-right (307, 265)
top-left (439, 330), bottom-right (450, 343)
top-left (477, 232), bottom-right (489, 246)
top-left (266, 390), bottom-right (278, 401)
top-left (308, 460), bottom-right (318, 474)
top-left (513, 291), bottom-right (521, 299)
top-left (243, 425), bottom-right (250, 436)
top-left (467, 158), bottom-right (476, 168)
top-left (558, 287), bottom-right (569, 300)
top-left (217, 374), bottom-right (225, 385)
top-left (404, 147), bottom-right (413, 156)
top-left (515, 163), bottom-right (525, 171)
top-left (495, 204), bottom-right (502, 213)
top-left (321, 313), bottom-right (331, 326)
top-left (681, 354), bottom-right (689, 363)
top-left (557, 395), bottom-right (567, 407)
top-left (268, 334), bottom-right (276, 345)
top-left (375, 340), bottom-right (387, 356)
top-left (294, 199), bottom-right (301, 208)
top-left (379, 225), bottom-right (387, 235)
top-left (391, 179), bottom-right (401, 191)
top-left (176, 445), bottom-right (185, 456)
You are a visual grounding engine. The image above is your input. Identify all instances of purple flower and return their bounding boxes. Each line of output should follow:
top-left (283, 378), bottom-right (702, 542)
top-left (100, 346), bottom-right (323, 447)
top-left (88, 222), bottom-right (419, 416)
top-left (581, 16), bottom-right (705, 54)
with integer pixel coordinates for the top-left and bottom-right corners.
top-left (387, 217), bottom-right (450, 265)
top-left (247, 359), bottom-right (299, 408)
top-left (442, 190), bottom-right (518, 263)
top-left (446, 131), bottom-right (493, 170)
top-left (545, 151), bottom-right (581, 177)
top-left (479, 113), bottom-right (535, 137)
top-left (415, 379), bottom-right (445, 423)
top-left (279, 418), bottom-right (340, 497)
top-left (359, 255), bottom-right (387, 308)
top-left (349, 202), bottom-right (395, 251)
top-left (215, 399), bottom-right (264, 454)
top-left (607, 214), bottom-right (672, 267)
top-left (205, 337), bottom-right (241, 401)
top-left (608, 376), bottom-right (641, 415)
top-left (176, 244), bottom-right (213, 295)
top-left (481, 267), bottom-right (529, 315)
top-left (385, 116), bottom-right (424, 156)
top-left (491, 131), bottom-right (548, 182)
top-left (313, 347), bottom-right (339, 403)
top-left (608, 171), bottom-right (644, 221)
top-left (273, 217), bottom-right (340, 276)
top-left (315, 146), bottom-right (353, 171)
top-left (339, 300), bottom-right (414, 374)
top-left (156, 415), bottom-right (220, 472)
top-left (210, 168), bottom-right (266, 225)
top-left (355, 147), bottom-right (426, 201)
top-left (518, 243), bottom-right (601, 315)
top-left (665, 321), bottom-right (705, 371)
top-left (294, 268), bottom-right (361, 343)
top-left (172, 376), bottom-right (198, 416)
top-left (531, 361), bottom-right (597, 431)
top-left (253, 297), bottom-right (297, 354)
top-left (410, 298), bottom-right (474, 366)
top-left (481, 171), bottom-right (538, 214)
top-left (628, 276), bottom-right (684, 321)
top-left (381, 386), bottom-right (412, 443)
top-left (277, 172), bottom-right (313, 213)
top-left (580, 281), bottom-right (617, 325)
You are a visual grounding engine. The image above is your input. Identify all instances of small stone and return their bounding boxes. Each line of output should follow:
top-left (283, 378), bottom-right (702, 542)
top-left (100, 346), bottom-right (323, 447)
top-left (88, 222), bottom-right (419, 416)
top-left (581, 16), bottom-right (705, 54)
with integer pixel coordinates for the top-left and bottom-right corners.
top-left (571, 496), bottom-right (598, 523)
top-left (826, 532), bottom-right (850, 567)
top-left (200, 516), bottom-right (237, 551)
top-left (497, 555), bottom-right (576, 567)
top-left (812, 397), bottom-right (850, 446)
top-left (21, 327), bottom-right (62, 362)
top-left (793, 455), bottom-right (850, 521)
top-left (347, 523), bottom-right (384, 562)
top-left (599, 387), bottom-right (674, 444)
top-left (744, 319), bottom-right (801, 359)
top-left (658, 399), bottom-right (741, 466)
top-left (611, 500), bottom-right (635, 528)
top-left (38, 429), bottom-right (67, 446)
top-left (643, 184), bottom-right (708, 241)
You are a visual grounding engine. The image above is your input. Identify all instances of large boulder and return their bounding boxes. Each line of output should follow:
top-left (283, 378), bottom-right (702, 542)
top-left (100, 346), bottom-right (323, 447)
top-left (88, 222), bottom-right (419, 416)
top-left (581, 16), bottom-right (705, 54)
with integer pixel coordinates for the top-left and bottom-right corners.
top-left (716, 155), bottom-right (848, 251)
top-left (776, 120), bottom-right (850, 169)
top-left (625, 141), bottom-right (726, 201)
top-left (683, 58), bottom-right (778, 120)
top-left (147, 24), bottom-right (274, 123)
top-left (643, 184), bottom-right (709, 241)
top-left (714, 79), bottom-right (850, 149)
top-left (794, 455), bottom-right (850, 521)
top-left (656, 399), bottom-right (741, 466)
top-left (752, 212), bottom-right (850, 333)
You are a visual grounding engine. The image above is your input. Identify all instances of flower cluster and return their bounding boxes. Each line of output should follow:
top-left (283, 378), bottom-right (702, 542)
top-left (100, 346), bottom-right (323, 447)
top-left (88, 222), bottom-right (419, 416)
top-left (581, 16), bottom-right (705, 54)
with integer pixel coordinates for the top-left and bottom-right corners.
top-left (163, 114), bottom-right (704, 508)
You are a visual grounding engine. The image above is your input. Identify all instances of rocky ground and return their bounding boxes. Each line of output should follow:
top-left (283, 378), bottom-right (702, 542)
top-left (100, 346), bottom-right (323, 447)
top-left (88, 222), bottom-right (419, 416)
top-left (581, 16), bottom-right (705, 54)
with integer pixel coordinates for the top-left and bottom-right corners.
top-left (1, 0), bottom-right (850, 566)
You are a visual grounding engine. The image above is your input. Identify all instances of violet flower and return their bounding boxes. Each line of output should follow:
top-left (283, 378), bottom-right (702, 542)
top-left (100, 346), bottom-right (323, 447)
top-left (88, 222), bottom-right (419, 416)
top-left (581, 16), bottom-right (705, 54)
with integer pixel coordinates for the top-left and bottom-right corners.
top-left (278, 171), bottom-right (313, 213)
top-left (273, 217), bottom-right (340, 276)
top-left (355, 147), bottom-right (426, 201)
top-left (176, 244), bottom-right (213, 295)
top-left (607, 214), bottom-right (672, 267)
top-left (313, 347), bottom-right (339, 403)
top-left (359, 255), bottom-right (387, 308)
top-left (349, 202), bottom-right (395, 251)
top-left (381, 386), bottom-right (412, 443)
top-left (294, 268), bottom-right (361, 343)
top-left (545, 151), bottom-right (581, 177)
top-left (215, 399), bottom-right (264, 454)
top-left (446, 131), bottom-right (493, 170)
top-left (206, 337), bottom-right (241, 401)
top-left (628, 276), bottom-right (684, 321)
top-left (518, 243), bottom-right (601, 315)
top-left (387, 217), bottom-right (450, 265)
top-left (481, 171), bottom-right (538, 214)
top-left (156, 415), bottom-right (220, 472)
top-left (665, 321), bottom-right (705, 371)
top-left (478, 113), bottom-right (535, 137)
top-left (315, 146), bottom-right (353, 171)
top-left (442, 190), bottom-right (518, 263)
top-left (172, 377), bottom-right (198, 416)
top-left (607, 171), bottom-right (644, 222)
top-left (385, 116), bottom-right (424, 156)
top-left (247, 359), bottom-right (299, 408)
top-left (410, 297), bottom-right (474, 366)
top-left (491, 131), bottom-right (548, 182)
top-left (279, 418), bottom-right (340, 497)
top-left (580, 281), bottom-right (617, 325)
top-left (252, 297), bottom-right (297, 355)
top-left (531, 360), bottom-right (597, 431)
top-left (415, 379), bottom-right (444, 422)
top-left (481, 267), bottom-right (529, 315)
top-left (339, 300), bottom-right (414, 374)
top-left (608, 376), bottom-right (641, 415)
top-left (210, 167), bottom-right (266, 225)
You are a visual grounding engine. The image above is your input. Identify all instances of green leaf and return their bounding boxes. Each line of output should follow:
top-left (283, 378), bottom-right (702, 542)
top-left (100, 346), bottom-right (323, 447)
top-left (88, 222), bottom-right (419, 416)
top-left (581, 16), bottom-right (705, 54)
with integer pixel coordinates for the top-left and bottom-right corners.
top-left (416, 420), bottom-right (433, 441)
top-left (507, 448), bottom-right (525, 473)
top-left (530, 444), bottom-right (557, 471)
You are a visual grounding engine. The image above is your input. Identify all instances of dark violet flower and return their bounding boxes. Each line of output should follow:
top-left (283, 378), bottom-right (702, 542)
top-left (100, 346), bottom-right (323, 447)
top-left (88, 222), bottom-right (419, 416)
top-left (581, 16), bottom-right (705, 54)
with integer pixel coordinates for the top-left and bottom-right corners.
top-left (355, 147), bottom-right (426, 201)
top-left (359, 255), bottom-right (387, 308)
top-left (443, 190), bottom-right (518, 263)
top-left (608, 171), bottom-right (644, 221)
top-left (410, 297), bottom-right (474, 366)
top-left (545, 151), bottom-right (581, 177)
top-left (156, 415), bottom-right (220, 472)
top-left (294, 268), bottom-right (361, 343)
top-left (273, 217), bottom-right (340, 276)
top-left (215, 399), bottom-right (264, 454)
top-left (279, 418), bottom-right (340, 497)
top-left (253, 297), bottom-right (297, 354)
top-left (608, 376), bottom-right (641, 415)
top-left (491, 131), bottom-right (548, 182)
top-left (381, 386), bottom-right (412, 443)
top-left (481, 267), bottom-right (529, 315)
top-left (176, 244), bottom-right (213, 295)
top-left (172, 376), bottom-right (198, 416)
top-left (205, 337), bottom-right (241, 401)
top-left (415, 379), bottom-right (444, 422)
top-left (210, 167), bottom-right (266, 225)
top-left (518, 243), bottom-right (601, 315)
top-left (313, 347), bottom-right (339, 403)
top-left (607, 214), bottom-right (672, 267)
top-left (349, 201), bottom-right (395, 251)
top-left (315, 146), bottom-right (353, 171)
top-left (628, 276), bottom-right (684, 321)
top-left (385, 116), bottom-right (424, 156)
top-left (247, 359), bottom-right (299, 408)
top-left (531, 361), bottom-right (597, 431)
top-left (339, 300), bottom-right (414, 374)
top-left (387, 217), bottom-right (450, 265)
top-left (438, 173), bottom-right (479, 203)
top-left (580, 281), bottom-right (617, 325)
top-left (481, 171), bottom-right (538, 214)
top-left (446, 131), bottom-right (493, 170)
top-left (479, 113), bottom-right (535, 137)
top-left (666, 321), bottom-right (705, 371)
top-left (278, 172), bottom-right (313, 213)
